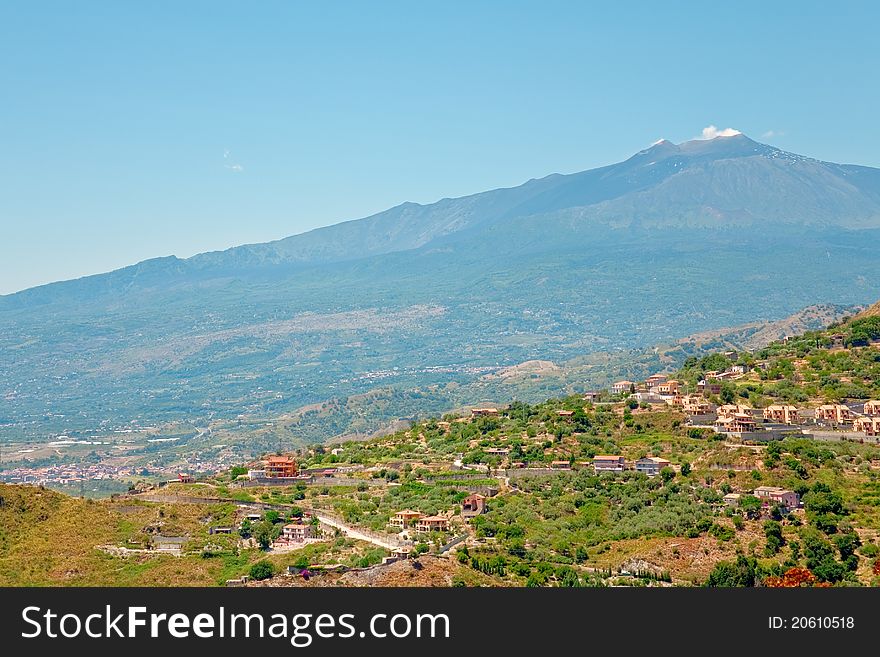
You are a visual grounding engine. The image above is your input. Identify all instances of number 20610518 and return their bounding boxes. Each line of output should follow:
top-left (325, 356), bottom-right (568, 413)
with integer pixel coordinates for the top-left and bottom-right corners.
top-left (769, 616), bottom-right (854, 629)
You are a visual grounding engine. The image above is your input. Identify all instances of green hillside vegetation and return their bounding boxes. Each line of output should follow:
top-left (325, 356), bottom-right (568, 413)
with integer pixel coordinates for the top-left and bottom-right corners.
top-left (291, 393), bottom-right (880, 586)
top-left (6, 314), bottom-right (880, 586)
top-left (0, 483), bottom-right (386, 586)
top-left (677, 314), bottom-right (880, 406)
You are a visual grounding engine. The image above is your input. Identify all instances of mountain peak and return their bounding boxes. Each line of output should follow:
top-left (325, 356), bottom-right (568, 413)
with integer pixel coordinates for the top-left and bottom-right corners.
top-left (676, 131), bottom-right (774, 158)
top-left (634, 139), bottom-right (681, 158)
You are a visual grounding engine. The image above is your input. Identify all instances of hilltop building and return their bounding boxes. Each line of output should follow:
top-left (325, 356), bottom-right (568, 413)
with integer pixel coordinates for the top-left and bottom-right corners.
top-left (265, 455), bottom-right (298, 478)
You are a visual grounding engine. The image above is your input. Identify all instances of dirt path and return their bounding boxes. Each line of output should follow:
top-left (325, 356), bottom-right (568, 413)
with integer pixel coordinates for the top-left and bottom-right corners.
top-left (314, 513), bottom-right (401, 550)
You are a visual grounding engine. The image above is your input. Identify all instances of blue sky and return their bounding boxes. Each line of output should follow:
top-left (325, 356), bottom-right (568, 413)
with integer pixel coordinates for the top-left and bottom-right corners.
top-left (1, 1), bottom-right (878, 294)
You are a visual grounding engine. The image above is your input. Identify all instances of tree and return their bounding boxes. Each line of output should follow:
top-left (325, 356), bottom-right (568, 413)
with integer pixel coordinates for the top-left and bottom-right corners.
top-left (680, 462), bottom-right (692, 477)
top-left (764, 442), bottom-right (782, 469)
top-left (706, 555), bottom-right (757, 587)
top-left (739, 495), bottom-right (762, 520)
top-left (230, 466), bottom-right (248, 479)
top-left (253, 520), bottom-right (278, 550)
top-left (764, 520), bottom-right (785, 555)
top-left (834, 532), bottom-right (861, 564)
top-left (238, 518), bottom-right (252, 539)
top-left (804, 483), bottom-right (845, 516)
top-left (660, 467), bottom-right (676, 483)
top-left (558, 567), bottom-right (580, 587)
top-left (803, 533), bottom-right (846, 583)
top-left (572, 408), bottom-right (591, 432)
top-left (719, 382), bottom-right (736, 404)
top-left (249, 560), bottom-right (275, 581)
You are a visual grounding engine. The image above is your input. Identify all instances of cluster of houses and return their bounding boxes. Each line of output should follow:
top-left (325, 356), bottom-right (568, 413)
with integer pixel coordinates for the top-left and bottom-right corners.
top-left (710, 400), bottom-right (880, 438)
top-left (592, 454), bottom-right (672, 476)
top-left (607, 369), bottom-right (880, 441)
top-left (610, 365), bottom-right (745, 402)
top-left (389, 510), bottom-right (452, 533)
top-left (389, 493), bottom-right (488, 534)
top-left (208, 507), bottom-right (322, 550)
top-left (245, 455), bottom-right (357, 482)
top-left (723, 486), bottom-right (801, 513)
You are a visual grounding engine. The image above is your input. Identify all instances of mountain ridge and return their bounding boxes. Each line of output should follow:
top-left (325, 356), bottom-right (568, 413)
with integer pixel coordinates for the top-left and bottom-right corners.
top-left (5, 133), bottom-right (880, 304)
top-left (4, 133), bottom-right (880, 446)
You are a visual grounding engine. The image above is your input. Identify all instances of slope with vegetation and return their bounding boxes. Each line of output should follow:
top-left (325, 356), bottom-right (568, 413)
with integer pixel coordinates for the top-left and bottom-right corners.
top-left (6, 309), bottom-right (880, 587)
top-left (4, 134), bottom-right (880, 448)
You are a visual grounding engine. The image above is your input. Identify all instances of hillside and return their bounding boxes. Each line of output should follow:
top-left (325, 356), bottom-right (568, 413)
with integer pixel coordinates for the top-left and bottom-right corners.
top-left (3, 134), bottom-right (880, 448)
top-left (854, 300), bottom-right (880, 319)
top-left (6, 309), bottom-right (880, 587)
top-left (0, 483), bottom-right (409, 586)
top-left (675, 310), bottom-right (880, 406)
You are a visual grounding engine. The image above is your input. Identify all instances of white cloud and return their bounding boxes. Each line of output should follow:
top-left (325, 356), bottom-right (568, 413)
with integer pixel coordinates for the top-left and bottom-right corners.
top-left (223, 148), bottom-right (244, 172)
top-left (761, 129), bottom-right (785, 139)
top-left (699, 125), bottom-right (742, 139)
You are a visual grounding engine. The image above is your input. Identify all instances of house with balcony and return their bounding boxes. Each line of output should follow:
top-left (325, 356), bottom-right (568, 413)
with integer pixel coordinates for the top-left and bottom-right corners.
top-left (611, 381), bottom-right (634, 395)
top-left (654, 380), bottom-right (680, 396)
top-left (815, 404), bottom-right (854, 425)
top-left (416, 516), bottom-right (450, 533)
top-left (265, 455), bottom-right (298, 478)
top-left (697, 380), bottom-right (722, 396)
top-left (715, 413), bottom-right (757, 434)
top-left (682, 396), bottom-right (714, 415)
top-left (389, 509), bottom-right (423, 529)
top-left (864, 400), bottom-right (880, 416)
top-left (592, 455), bottom-right (626, 473)
top-left (753, 486), bottom-right (800, 510)
top-left (763, 405), bottom-right (800, 425)
top-left (635, 456), bottom-right (671, 477)
top-left (282, 521), bottom-right (315, 542)
top-left (854, 416), bottom-right (880, 437)
top-left (644, 374), bottom-right (668, 389)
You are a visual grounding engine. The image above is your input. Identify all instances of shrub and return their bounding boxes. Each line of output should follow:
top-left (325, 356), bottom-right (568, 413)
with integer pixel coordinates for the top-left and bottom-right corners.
top-left (249, 560), bottom-right (275, 581)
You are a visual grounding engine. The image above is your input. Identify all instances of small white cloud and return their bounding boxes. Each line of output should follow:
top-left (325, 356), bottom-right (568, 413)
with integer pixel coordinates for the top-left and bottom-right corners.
top-left (761, 129), bottom-right (785, 139)
top-left (223, 148), bottom-right (244, 172)
top-left (699, 125), bottom-right (742, 139)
